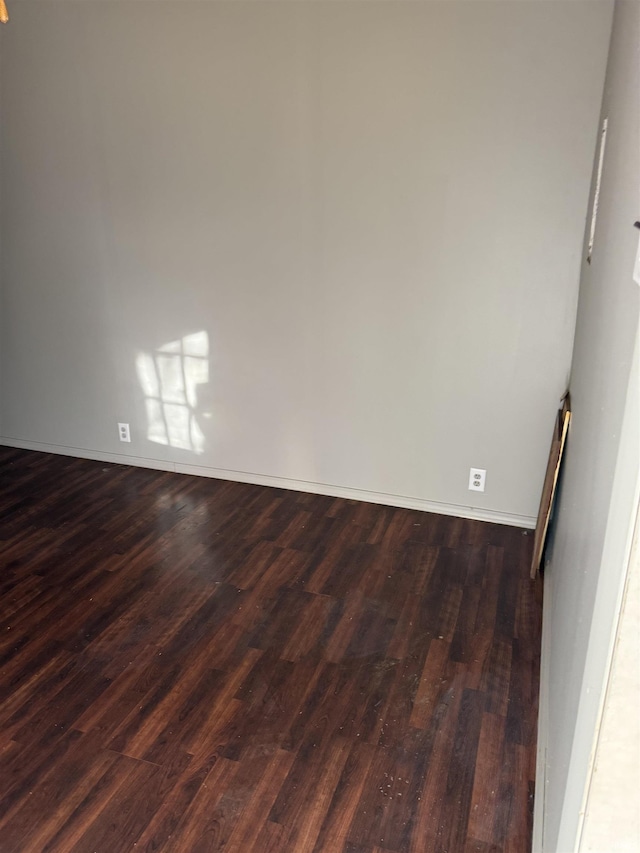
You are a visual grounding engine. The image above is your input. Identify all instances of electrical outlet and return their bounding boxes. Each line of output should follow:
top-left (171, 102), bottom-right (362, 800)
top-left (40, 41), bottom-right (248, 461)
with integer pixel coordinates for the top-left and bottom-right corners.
top-left (118, 423), bottom-right (131, 443)
top-left (469, 467), bottom-right (486, 492)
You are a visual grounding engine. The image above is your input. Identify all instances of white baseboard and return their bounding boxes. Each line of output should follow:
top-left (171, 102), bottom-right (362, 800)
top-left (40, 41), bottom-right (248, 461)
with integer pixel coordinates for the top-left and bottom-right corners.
top-left (176, 460), bottom-right (536, 528)
top-left (1, 436), bottom-right (536, 529)
top-left (0, 437), bottom-right (175, 473)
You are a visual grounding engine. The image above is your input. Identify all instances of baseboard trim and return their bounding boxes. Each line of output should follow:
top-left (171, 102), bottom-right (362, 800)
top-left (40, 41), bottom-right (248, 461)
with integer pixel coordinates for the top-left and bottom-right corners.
top-left (0, 437), bottom-right (175, 473)
top-left (1, 437), bottom-right (536, 529)
top-left (176, 460), bottom-right (536, 528)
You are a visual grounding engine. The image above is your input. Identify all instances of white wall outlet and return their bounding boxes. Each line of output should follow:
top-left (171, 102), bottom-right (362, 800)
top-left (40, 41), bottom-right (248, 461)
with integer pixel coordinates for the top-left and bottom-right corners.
top-left (469, 467), bottom-right (486, 492)
top-left (118, 422), bottom-right (131, 443)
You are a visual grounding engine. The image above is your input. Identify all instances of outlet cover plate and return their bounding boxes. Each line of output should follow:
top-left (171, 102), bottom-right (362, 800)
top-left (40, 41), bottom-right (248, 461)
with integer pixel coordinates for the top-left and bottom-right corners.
top-left (469, 467), bottom-right (486, 492)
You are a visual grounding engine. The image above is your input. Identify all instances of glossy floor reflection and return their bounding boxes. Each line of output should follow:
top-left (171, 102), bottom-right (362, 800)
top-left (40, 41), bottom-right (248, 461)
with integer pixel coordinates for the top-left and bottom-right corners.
top-left (0, 447), bottom-right (542, 852)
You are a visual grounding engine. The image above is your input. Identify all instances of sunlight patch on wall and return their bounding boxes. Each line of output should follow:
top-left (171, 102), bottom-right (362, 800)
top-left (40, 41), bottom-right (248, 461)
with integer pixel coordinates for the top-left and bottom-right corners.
top-left (136, 331), bottom-right (209, 453)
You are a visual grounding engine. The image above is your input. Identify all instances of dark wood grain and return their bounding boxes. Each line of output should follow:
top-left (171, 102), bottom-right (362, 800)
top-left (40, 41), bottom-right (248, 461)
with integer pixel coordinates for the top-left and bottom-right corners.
top-left (0, 447), bottom-right (542, 852)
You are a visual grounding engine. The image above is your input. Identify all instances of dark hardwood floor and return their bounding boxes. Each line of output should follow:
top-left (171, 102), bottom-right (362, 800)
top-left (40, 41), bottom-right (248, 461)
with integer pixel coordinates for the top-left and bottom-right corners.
top-left (0, 447), bottom-right (542, 853)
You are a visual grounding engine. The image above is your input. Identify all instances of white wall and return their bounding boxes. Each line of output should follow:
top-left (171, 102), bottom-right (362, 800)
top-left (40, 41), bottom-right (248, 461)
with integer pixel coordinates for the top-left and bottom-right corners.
top-left (535, 2), bottom-right (640, 849)
top-left (581, 500), bottom-right (640, 852)
top-left (0, 1), bottom-right (611, 524)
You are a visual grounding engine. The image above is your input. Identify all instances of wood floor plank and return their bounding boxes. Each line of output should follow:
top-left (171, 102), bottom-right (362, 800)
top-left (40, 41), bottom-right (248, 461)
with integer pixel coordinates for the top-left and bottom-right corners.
top-left (134, 752), bottom-right (226, 853)
top-left (467, 712), bottom-right (507, 843)
top-left (28, 749), bottom-right (143, 853)
top-left (312, 740), bottom-right (377, 852)
top-left (410, 639), bottom-right (452, 730)
top-left (275, 736), bottom-right (352, 852)
top-left (224, 748), bottom-right (297, 853)
top-left (158, 754), bottom-right (239, 853)
top-left (435, 688), bottom-right (485, 853)
top-left (0, 447), bottom-right (542, 852)
top-left (408, 677), bottom-right (465, 853)
top-left (0, 739), bottom-right (119, 853)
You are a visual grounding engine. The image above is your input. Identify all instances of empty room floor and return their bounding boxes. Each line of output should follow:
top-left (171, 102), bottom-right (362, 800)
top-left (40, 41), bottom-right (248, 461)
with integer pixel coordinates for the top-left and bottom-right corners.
top-left (0, 447), bottom-right (542, 853)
